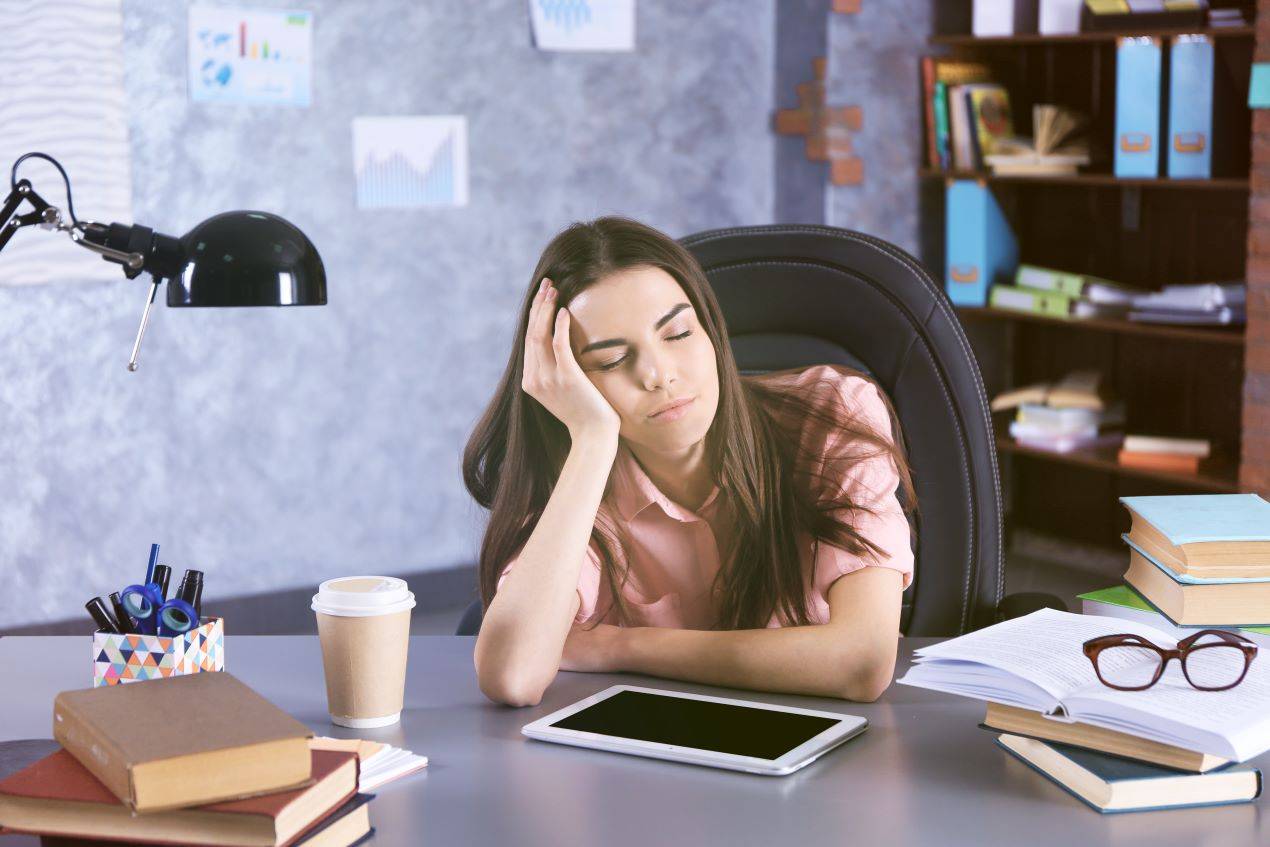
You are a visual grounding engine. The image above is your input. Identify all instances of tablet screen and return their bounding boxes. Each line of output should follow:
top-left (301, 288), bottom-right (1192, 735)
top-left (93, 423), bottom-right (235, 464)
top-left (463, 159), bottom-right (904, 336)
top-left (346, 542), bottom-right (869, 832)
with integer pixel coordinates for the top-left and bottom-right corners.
top-left (548, 690), bottom-right (841, 760)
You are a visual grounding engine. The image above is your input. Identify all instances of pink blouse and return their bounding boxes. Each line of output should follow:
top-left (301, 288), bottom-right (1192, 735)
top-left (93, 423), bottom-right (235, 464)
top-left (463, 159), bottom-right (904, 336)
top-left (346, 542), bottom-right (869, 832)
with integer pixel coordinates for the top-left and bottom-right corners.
top-left (496, 365), bottom-right (914, 629)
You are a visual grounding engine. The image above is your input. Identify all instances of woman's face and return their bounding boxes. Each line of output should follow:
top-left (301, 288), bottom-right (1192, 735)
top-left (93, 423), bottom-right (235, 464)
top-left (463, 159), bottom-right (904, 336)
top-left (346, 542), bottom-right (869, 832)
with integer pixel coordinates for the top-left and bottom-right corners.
top-left (566, 265), bottom-right (720, 453)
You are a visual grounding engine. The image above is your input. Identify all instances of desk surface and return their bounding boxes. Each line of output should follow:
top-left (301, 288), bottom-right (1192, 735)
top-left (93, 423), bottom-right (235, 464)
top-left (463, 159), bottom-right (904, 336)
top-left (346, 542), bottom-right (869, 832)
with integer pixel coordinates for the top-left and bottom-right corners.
top-left (0, 635), bottom-right (1265, 846)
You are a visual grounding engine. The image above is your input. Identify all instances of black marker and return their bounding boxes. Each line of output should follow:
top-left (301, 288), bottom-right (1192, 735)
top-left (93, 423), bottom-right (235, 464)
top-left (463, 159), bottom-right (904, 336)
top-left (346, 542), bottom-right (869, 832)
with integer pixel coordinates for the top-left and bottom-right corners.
top-left (86, 597), bottom-right (122, 634)
top-left (109, 591), bottom-right (136, 634)
top-left (153, 564), bottom-right (171, 601)
top-left (177, 569), bottom-right (204, 619)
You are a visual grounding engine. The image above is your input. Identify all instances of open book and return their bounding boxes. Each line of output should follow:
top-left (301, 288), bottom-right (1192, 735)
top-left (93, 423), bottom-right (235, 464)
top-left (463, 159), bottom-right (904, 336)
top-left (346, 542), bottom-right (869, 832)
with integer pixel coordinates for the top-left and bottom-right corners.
top-left (897, 609), bottom-right (1270, 762)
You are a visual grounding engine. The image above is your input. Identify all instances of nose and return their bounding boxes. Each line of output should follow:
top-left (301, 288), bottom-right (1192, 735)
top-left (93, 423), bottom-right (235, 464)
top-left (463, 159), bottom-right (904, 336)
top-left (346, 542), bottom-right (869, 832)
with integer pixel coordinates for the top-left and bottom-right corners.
top-left (637, 345), bottom-right (678, 393)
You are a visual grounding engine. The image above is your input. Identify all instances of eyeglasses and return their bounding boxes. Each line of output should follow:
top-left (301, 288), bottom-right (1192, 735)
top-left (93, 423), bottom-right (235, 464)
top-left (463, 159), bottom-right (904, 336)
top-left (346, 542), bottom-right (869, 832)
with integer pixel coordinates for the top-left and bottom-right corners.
top-left (1082, 629), bottom-right (1259, 692)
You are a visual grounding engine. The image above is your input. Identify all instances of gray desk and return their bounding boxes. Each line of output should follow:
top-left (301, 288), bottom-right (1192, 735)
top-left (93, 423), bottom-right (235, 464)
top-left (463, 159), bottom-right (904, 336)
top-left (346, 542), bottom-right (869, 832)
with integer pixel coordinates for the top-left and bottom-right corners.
top-left (0, 636), bottom-right (1265, 846)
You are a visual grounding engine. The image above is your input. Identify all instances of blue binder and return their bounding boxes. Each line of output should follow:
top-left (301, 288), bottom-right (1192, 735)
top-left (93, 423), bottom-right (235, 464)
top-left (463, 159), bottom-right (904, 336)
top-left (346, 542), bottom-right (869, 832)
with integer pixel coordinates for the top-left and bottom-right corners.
top-left (1115, 36), bottom-right (1163, 177)
top-left (1167, 34), bottom-right (1215, 179)
top-left (945, 180), bottom-right (1018, 307)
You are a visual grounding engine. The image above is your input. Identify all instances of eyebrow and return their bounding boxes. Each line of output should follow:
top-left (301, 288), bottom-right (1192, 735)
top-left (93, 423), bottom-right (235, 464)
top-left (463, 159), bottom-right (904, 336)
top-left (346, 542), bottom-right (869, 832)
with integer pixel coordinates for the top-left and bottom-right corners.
top-left (578, 303), bottom-right (693, 355)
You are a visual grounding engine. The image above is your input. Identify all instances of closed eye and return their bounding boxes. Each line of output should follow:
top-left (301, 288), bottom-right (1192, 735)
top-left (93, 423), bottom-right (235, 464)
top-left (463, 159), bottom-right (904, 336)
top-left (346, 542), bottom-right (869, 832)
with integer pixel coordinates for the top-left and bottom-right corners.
top-left (595, 330), bottom-right (693, 371)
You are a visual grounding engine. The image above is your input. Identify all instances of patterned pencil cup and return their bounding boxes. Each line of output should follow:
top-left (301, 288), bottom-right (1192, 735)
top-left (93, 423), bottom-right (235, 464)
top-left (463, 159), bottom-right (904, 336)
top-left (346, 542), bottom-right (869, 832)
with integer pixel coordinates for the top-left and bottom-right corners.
top-left (92, 617), bottom-right (225, 687)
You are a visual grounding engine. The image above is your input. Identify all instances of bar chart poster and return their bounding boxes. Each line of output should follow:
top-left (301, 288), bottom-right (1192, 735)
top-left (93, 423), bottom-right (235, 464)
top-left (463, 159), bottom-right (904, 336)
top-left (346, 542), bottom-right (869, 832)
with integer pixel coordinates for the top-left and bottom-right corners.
top-left (529, 0), bottom-right (635, 52)
top-left (188, 7), bottom-right (312, 106)
top-left (353, 117), bottom-right (470, 209)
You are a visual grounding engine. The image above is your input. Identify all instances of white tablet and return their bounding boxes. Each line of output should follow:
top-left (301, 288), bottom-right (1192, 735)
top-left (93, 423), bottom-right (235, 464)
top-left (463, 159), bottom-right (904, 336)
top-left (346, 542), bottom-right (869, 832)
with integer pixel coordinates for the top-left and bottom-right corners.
top-left (522, 684), bottom-right (867, 776)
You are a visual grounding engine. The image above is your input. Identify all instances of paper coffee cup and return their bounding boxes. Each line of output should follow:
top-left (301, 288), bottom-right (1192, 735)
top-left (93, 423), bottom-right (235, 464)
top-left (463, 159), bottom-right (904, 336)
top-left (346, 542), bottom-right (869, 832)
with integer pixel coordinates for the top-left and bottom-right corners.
top-left (311, 576), bottom-right (415, 728)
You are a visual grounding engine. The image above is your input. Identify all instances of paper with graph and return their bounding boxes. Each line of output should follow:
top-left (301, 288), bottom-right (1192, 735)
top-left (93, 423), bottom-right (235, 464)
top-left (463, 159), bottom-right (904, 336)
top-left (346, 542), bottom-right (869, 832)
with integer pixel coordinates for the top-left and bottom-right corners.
top-left (353, 117), bottom-right (469, 209)
top-left (529, 0), bottom-right (636, 52)
top-left (0, 0), bottom-right (132, 285)
top-left (188, 6), bottom-right (313, 107)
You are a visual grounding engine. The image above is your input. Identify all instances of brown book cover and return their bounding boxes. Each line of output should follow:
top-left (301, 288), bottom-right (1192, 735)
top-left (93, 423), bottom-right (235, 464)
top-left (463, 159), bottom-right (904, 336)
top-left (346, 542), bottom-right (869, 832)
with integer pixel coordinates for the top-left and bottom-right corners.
top-left (1117, 449), bottom-right (1200, 474)
top-left (0, 748), bottom-right (357, 847)
top-left (982, 702), bottom-right (1229, 774)
top-left (52, 672), bottom-right (313, 812)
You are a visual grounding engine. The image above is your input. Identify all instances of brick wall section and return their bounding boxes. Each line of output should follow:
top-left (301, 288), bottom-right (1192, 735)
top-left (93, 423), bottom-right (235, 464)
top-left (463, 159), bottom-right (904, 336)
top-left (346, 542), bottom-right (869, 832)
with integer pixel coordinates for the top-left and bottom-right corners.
top-left (1245, 2), bottom-right (1270, 494)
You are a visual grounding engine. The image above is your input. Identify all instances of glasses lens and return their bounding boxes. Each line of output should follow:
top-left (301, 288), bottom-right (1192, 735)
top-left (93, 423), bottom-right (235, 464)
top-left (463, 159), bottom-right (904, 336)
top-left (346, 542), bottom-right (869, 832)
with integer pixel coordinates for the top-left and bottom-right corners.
top-left (1184, 641), bottom-right (1248, 690)
top-left (1094, 644), bottom-right (1163, 688)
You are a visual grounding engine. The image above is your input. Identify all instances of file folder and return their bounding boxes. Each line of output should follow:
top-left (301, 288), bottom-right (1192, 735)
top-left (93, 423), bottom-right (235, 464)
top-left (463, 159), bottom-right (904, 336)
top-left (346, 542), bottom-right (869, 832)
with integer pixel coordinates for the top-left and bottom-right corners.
top-left (945, 180), bottom-right (1018, 307)
top-left (1167, 35), bottom-right (1214, 179)
top-left (1115, 36), bottom-right (1163, 177)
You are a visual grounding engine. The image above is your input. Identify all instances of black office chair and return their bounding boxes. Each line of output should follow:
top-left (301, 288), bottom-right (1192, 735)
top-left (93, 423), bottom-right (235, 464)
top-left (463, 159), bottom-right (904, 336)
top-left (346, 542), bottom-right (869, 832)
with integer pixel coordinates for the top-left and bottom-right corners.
top-left (456, 224), bottom-right (1061, 637)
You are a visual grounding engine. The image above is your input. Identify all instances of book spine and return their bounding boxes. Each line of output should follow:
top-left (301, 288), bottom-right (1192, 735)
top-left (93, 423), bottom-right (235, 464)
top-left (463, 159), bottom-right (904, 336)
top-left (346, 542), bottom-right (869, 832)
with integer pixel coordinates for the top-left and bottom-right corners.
top-left (922, 57), bottom-right (939, 169)
top-left (52, 693), bottom-right (135, 807)
top-left (934, 81), bottom-right (951, 170)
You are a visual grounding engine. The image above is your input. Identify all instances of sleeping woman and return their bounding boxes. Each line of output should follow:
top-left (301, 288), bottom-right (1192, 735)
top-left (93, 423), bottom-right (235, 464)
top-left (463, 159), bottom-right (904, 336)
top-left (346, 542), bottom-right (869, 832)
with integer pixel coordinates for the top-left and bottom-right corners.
top-left (463, 216), bottom-right (916, 707)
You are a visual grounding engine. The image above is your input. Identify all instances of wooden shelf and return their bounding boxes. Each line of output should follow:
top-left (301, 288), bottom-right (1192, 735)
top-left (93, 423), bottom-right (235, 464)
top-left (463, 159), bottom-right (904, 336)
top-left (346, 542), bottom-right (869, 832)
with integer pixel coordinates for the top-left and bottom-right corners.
top-left (918, 168), bottom-right (1250, 191)
top-left (930, 26), bottom-right (1253, 47)
top-left (996, 432), bottom-right (1242, 493)
top-left (956, 306), bottom-right (1246, 346)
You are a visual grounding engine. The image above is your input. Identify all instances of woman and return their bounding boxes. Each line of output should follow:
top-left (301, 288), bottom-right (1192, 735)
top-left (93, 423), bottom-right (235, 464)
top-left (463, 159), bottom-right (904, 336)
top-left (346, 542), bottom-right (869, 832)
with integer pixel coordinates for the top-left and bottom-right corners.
top-left (463, 217), bottom-right (916, 707)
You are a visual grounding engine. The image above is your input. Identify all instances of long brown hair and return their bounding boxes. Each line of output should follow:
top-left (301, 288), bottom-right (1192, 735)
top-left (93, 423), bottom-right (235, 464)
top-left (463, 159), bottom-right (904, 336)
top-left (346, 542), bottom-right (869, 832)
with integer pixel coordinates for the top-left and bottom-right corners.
top-left (462, 216), bottom-right (916, 629)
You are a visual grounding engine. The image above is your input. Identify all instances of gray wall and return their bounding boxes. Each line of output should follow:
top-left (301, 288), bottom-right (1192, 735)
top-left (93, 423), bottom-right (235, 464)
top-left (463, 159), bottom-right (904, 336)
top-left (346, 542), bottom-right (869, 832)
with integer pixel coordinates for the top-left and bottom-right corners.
top-left (0, 0), bottom-right (777, 628)
top-left (825, 3), bottom-right (930, 254)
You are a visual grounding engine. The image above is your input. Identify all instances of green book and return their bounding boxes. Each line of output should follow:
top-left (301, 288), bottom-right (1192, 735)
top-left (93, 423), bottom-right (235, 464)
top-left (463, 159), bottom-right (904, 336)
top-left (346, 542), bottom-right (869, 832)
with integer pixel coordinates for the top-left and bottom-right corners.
top-left (933, 80), bottom-right (951, 170)
top-left (1079, 584), bottom-right (1270, 642)
top-left (989, 283), bottom-right (1076, 318)
top-left (1014, 264), bottom-right (1136, 303)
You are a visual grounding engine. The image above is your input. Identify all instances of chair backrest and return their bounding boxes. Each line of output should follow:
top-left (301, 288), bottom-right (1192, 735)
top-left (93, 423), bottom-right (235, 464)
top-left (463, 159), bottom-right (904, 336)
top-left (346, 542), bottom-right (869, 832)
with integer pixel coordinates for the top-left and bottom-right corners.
top-left (679, 225), bottom-right (1002, 636)
top-left (457, 225), bottom-right (1002, 637)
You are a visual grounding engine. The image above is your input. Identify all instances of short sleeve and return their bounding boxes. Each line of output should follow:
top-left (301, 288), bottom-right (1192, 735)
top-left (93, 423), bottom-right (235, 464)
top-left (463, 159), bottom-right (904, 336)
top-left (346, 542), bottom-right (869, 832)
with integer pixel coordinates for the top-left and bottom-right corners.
top-left (804, 373), bottom-right (915, 598)
top-left (496, 538), bottom-right (604, 625)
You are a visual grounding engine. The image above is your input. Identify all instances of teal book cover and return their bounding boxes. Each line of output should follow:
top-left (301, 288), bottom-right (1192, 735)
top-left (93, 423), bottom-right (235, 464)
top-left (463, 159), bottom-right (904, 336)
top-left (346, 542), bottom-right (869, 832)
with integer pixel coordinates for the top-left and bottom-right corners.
top-left (1115, 37), bottom-right (1162, 177)
top-left (996, 735), bottom-right (1261, 814)
top-left (945, 179), bottom-right (1017, 307)
top-left (1167, 35), bottom-right (1214, 179)
top-left (1119, 493), bottom-right (1270, 545)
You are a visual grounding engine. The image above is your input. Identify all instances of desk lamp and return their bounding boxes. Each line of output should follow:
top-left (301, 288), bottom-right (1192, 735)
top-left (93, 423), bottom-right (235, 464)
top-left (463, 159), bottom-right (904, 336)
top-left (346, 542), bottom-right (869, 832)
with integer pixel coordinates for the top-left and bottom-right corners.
top-left (0, 152), bottom-right (326, 370)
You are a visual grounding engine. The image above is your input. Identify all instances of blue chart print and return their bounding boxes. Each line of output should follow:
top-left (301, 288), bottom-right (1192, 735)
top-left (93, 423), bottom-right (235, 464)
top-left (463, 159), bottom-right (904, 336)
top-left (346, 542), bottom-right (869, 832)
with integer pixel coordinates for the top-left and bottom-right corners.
top-left (353, 116), bottom-right (468, 209)
top-left (537, 0), bottom-right (592, 32)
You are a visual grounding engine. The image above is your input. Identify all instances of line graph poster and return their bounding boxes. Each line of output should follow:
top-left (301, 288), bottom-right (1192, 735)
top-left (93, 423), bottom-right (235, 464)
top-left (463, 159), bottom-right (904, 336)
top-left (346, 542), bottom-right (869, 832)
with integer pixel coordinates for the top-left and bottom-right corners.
top-left (353, 117), bottom-right (469, 209)
top-left (188, 7), bottom-right (313, 106)
top-left (529, 0), bottom-right (635, 52)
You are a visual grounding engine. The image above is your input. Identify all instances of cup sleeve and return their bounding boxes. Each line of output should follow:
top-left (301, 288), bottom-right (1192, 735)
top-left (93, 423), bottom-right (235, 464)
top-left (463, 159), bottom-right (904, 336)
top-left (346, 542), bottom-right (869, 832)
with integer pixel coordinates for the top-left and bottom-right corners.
top-left (496, 540), bottom-right (604, 624)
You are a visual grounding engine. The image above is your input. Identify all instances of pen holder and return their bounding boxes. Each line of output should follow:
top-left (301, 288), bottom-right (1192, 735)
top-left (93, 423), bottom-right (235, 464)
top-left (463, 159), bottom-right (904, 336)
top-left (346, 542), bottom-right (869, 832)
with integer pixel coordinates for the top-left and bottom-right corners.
top-left (92, 616), bottom-right (225, 687)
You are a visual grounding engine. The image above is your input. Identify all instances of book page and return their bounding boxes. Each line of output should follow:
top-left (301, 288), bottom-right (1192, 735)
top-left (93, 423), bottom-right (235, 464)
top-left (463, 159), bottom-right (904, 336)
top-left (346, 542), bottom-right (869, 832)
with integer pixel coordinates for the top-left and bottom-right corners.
top-left (1068, 656), bottom-right (1270, 760)
top-left (913, 609), bottom-right (1176, 700)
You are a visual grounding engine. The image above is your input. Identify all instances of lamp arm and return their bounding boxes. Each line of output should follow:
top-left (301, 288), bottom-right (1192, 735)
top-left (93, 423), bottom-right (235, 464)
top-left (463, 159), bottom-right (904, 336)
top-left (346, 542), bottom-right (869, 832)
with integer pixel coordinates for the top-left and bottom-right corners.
top-left (0, 179), bottom-right (145, 271)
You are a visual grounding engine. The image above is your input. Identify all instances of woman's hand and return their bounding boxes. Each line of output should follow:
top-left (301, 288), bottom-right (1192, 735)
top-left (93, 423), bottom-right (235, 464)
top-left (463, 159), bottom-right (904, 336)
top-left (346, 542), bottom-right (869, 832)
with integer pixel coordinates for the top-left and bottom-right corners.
top-left (559, 623), bottom-right (626, 673)
top-left (521, 278), bottom-right (621, 440)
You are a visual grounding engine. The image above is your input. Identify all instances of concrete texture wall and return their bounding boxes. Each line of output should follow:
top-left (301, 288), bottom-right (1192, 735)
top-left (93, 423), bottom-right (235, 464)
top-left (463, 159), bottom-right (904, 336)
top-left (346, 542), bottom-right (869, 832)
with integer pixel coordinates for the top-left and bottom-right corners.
top-left (825, 3), bottom-right (931, 254)
top-left (0, 0), bottom-right (776, 628)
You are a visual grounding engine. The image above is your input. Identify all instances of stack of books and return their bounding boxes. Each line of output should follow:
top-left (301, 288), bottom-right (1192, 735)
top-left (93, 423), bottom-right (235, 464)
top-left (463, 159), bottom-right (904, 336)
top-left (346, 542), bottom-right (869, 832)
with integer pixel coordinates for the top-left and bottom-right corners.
top-left (1128, 283), bottom-right (1246, 326)
top-left (919, 58), bottom-right (1011, 172)
top-left (989, 264), bottom-right (1137, 320)
top-left (1117, 434), bottom-right (1211, 474)
top-left (1091, 493), bottom-right (1270, 630)
top-left (991, 369), bottom-right (1124, 454)
top-left (0, 672), bottom-right (378, 846)
top-left (898, 607), bottom-right (1266, 813)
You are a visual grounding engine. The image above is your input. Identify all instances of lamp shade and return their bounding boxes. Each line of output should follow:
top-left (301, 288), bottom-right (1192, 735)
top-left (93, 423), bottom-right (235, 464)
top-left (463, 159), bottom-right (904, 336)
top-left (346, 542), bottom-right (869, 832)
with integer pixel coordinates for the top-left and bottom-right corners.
top-left (167, 210), bottom-right (326, 307)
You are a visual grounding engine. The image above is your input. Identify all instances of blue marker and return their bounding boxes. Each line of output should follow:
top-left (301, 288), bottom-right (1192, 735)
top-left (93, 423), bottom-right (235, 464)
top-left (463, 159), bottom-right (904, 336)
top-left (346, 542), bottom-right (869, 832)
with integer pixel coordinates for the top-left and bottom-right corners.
top-left (156, 598), bottom-right (198, 637)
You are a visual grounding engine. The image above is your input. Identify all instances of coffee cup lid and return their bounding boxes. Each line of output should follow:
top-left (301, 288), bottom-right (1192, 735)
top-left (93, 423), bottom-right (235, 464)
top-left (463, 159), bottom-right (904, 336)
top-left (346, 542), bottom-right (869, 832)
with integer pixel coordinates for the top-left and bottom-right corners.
top-left (311, 575), bottom-right (416, 617)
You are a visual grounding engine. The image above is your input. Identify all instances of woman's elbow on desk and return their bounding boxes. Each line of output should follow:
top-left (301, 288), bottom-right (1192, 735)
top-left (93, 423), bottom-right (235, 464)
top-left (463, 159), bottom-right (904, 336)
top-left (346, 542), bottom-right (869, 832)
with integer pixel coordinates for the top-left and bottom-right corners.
top-left (475, 660), bottom-right (555, 707)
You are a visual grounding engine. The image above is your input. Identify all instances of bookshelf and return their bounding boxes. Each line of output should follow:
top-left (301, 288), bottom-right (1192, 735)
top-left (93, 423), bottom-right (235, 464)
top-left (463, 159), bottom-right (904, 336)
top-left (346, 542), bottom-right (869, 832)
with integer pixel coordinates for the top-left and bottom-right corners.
top-left (918, 169), bottom-right (1249, 190)
top-left (926, 3), bottom-right (1255, 547)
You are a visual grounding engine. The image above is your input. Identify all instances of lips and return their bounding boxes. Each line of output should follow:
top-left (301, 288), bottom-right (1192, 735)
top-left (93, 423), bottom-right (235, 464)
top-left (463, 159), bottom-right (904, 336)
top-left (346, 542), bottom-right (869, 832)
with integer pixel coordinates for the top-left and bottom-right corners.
top-left (649, 397), bottom-right (694, 418)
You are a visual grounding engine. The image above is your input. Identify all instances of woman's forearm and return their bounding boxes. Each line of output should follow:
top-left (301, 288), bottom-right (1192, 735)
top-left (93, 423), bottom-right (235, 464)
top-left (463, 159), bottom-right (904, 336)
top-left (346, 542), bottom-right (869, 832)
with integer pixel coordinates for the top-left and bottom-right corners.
top-left (475, 429), bottom-right (618, 705)
top-left (616, 622), bottom-right (900, 702)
